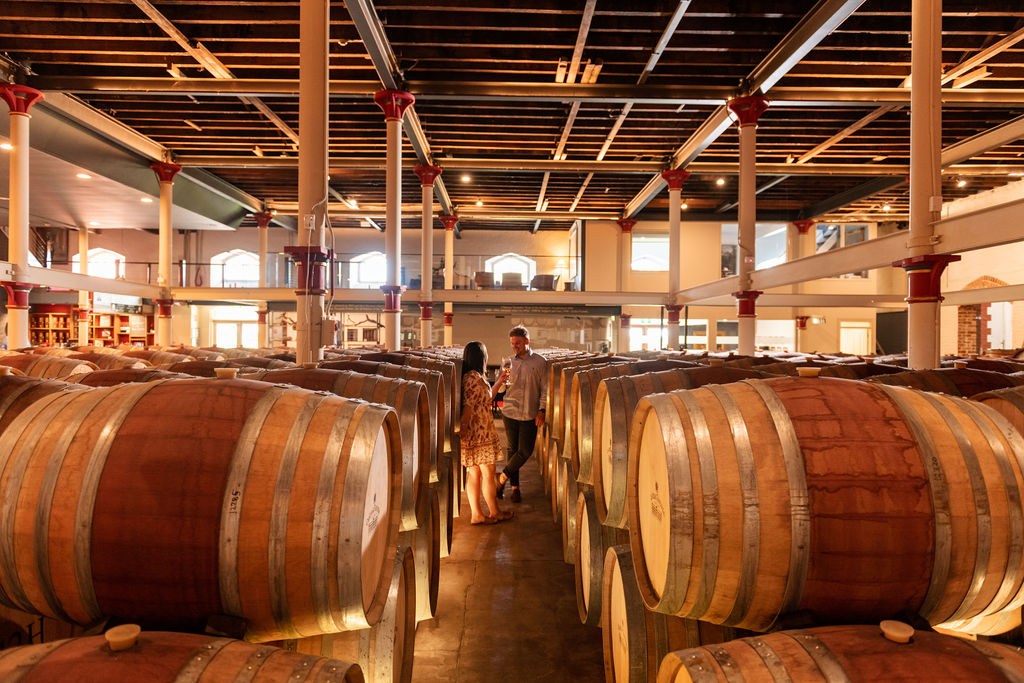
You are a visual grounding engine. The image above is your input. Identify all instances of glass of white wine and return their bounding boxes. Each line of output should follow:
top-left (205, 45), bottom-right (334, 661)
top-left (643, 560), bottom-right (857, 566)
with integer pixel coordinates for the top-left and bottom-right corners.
top-left (501, 357), bottom-right (512, 388)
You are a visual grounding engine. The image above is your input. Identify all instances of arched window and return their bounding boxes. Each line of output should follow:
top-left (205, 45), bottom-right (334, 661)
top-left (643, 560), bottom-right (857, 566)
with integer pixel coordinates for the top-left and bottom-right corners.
top-left (211, 249), bottom-right (260, 287)
top-left (485, 252), bottom-right (536, 286)
top-left (351, 251), bottom-right (387, 289)
top-left (72, 247), bottom-right (126, 279)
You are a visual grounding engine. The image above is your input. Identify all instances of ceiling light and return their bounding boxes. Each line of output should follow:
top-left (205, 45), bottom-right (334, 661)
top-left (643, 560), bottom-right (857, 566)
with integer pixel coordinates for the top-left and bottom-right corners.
top-left (715, 177), bottom-right (726, 186)
top-left (76, 172), bottom-right (91, 180)
top-left (681, 201), bottom-right (688, 210)
top-left (1010, 171), bottom-right (1024, 177)
top-left (956, 178), bottom-right (967, 187)
top-left (476, 199), bottom-right (483, 207)
top-left (141, 197), bottom-right (153, 203)
top-left (0, 143), bottom-right (11, 151)
top-left (882, 204), bottom-right (891, 211)
top-left (461, 175), bottom-right (471, 182)
top-left (89, 221), bottom-right (100, 226)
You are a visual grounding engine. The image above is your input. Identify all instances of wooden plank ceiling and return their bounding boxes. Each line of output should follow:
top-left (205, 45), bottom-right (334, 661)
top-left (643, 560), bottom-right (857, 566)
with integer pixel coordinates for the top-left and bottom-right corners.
top-left (2, 0), bottom-right (1023, 232)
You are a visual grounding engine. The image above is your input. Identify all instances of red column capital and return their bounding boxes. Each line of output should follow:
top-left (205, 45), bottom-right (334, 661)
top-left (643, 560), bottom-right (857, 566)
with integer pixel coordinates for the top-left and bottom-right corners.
top-left (150, 161), bottom-right (182, 184)
top-left (660, 170), bottom-right (690, 191)
top-left (665, 304), bottom-right (683, 324)
top-left (893, 254), bottom-right (961, 303)
top-left (728, 95), bottom-right (770, 127)
top-left (620, 313), bottom-right (632, 329)
top-left (2, 282), bottom-right (33, 309)
top-left (382, 285), bottom-right (406, 312)
top-left (414, 165), bottom-right (443, 187)
top-left (439, 215), bottom-right (460, 231)
top-left (795, 315), bottom-right (810, 330)
top-left (616, 218), bottom-right (637, 234)
top-left (443, 312), bottom-right (454, 326)
top-left (257, 310), bottom-right (268, 324)
top-left (284, 246), bottom-right (331, 295)
top-left (793, 219), bottom-right (816, 235)
top-left (154, 298), bottom-right (174, 318)
top-left (0, 84), bottom-right (44, 115)
top-left (374, 90), bottom-right (415, 121)
top-left (254, 211), bottom-right (275, 229)
top-left (732, 290), bottom-right (763, 317)
top-left (419, 301), bottom-right (434, 320)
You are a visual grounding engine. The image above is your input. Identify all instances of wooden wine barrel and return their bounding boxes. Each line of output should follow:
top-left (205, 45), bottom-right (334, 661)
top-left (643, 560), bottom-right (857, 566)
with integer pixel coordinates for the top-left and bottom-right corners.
top-left (322, 360), bottom-right (445, 481)
top-left (72, 368), bottom-right (190, 386)
top-left (602, 544), bottom-right (749, 683)
top-left (593, 366), bottom-right (766, 529)
top-left (435, 456), bottom-right (455, 558)
top-left (202, 346), bottom-right (253, 359)
top-left (570, 360), bottom-right (698, 486)
top-left (628, 377), bottom-right (1024, 631)
top-left (657, 624), bottom-right (1024, 683)
top-left (230, 356), bottom-right (297, 370)
top-left (122, 349), bottom-right (193, 369)
top-left (752, 359), bottom-right (836, 376)
top-left (556, 357), bottom-right (633, 458)
top-left (943, 357), bottom-right (1024, 374)
top-left (939, 603), bottom-right (1022, 637)
top-left (285, 546), bottom-right (415, 683)
top-left (817, 361), bottom-right (907, 379)
top-left (75, 345), bottom-right (123, 356)
top-left (0, 354), bottom-right (98, 380)
top-left (575, 488), bottom-right (628, 627)
top-left (267, 352), bottom-right (297, 362)
top-left (156, 346), bottom-right (226, 362)
top-left (0, 376), bottom-right (89, 438)
top-left (866, 367), bottom-right (1024, 397)
top-left (974, 385), bottom-right (1024, 439)
top-left (560, 458), bottom-right (580, 565)
top-left (546, 358), bottom-right (595, 447)
top-left (166, 359), bottom-right (255, 377)
top-left (69, 352), bottom-right (150, 370)
top-left (721, 355), bottom-right (790, 370)
top-left (30, 347), bottom-right (79, 357)
top-left (398, 486), bottom-right (440, 622)
top-left (0, 630), bottom-right (364, 681)
top-left (0, 378), bottom-right (402, 641)
top-left (249, 368), bottom-right (430, 533)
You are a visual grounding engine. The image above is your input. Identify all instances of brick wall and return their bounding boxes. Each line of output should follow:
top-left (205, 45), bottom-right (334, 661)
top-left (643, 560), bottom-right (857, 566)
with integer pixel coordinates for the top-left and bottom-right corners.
top-left (957, 304), bottom-right (980, 356)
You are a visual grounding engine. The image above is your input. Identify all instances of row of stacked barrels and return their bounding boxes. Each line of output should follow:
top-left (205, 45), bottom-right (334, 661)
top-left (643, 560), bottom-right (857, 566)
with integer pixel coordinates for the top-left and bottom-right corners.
top-left (533, 349), bottom-right (1024, 682)
top-left (0, 342), bottom-right (467, 681)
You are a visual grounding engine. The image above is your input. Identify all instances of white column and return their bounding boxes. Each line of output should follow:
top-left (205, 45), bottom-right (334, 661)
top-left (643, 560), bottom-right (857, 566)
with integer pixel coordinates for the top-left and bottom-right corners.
top-left (375, 90), bottom-right (415, 351)
top-left (441, 215), bottom-right (458, 346)
top-left (616, 218), bottom-right (636, 295)
top-left (150, 162), bottom-right (181, 347)
top-left (660, 171), bottom-right (689, 350)
top-left (255, 211), bottom-right (272, 349)
top-left (617, 314), bottom-right (632, 353)
top-left (415, 166), bottom-right (441, 347)
top-left (1, 85), bottom-right (43, 350)
top-left (904, 0), bottom-right (945, 369)
top-left (77, 227), bottom-right (91, 345)
top-left (295, 0), bottom-right (330, 364)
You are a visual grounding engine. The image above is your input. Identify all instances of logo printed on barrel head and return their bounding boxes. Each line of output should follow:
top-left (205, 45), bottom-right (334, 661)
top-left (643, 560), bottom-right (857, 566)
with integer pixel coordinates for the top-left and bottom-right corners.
top-left (651, 482), bottom-right (664, 522)
top-left (366, 492), bottom-right (381, 533)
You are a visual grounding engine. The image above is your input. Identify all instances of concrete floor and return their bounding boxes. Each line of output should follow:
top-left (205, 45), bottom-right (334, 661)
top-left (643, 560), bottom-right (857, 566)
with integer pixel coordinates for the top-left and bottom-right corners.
top-left (412, 427), bottom-right (605, 682)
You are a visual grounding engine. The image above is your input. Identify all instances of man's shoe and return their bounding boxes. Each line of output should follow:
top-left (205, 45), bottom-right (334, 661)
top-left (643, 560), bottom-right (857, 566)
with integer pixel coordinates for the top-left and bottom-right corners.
top-left (496, 474), bottom-right (506, 500)
top-left (510, 487), bottom-right (521, 503)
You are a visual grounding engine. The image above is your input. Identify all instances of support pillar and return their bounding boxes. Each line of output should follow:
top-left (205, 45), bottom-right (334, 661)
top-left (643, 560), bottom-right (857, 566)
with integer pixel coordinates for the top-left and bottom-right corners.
top-left (727, 94), bottom-right (769, 356)
top-left (254, 210), bottom-right (273, 349)
top-left (904, 0), bottom-right (945, 368)
top-left (440, 215), bottom-right (459, 346)
top-left (375, 89), bottom-right (416, 351)
top-left (616, 218), bottom-right (636, 293)
top-left (1, 84), bottom-right (44, 350)
top-left (296, 0), bottom-right (330, 363)
top-left (794, 314), bottom-right (810, 354)
top-left (894, 254), bottom-right (959, 368)
top-left (660, 170), bottom-right (689, 350)
top-left (415, 165), bottom-right (442, 347)
top-left (77, 226), bottom-right (91, 345)
top-left (618, 313), bottom-right (632, 353)
top-left (153, 298), bottom-right (173, 350)
top-left (733, 290), bottom-right (763, 355)
top-left (150, 161), bottom-right (181, 346)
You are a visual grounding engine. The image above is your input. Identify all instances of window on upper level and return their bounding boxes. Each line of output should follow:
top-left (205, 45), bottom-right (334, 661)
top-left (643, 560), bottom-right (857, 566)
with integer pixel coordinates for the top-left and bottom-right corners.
top-left (72, 247), bottom-right (125, 279)
top-left (210, 249), bottom-right (260, 287)
top-left (350, 251), bottom-right (388, 289)
top-left (816, 223), bottom-right (869, 278)
top-left (720, 223), bottom-right (788, 277)
top-left (485, 252), bottom-right (536, 286)
top-left (631, 234), bottom-right (669, 271)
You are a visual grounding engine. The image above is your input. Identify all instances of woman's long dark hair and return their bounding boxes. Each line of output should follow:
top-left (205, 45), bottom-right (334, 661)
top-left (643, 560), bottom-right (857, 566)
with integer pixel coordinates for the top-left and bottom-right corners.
top-left (462, 340), bottom-right (487, 377)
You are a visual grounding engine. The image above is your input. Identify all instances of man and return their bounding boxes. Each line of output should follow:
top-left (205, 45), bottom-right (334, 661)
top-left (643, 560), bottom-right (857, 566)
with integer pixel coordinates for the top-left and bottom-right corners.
top-left (496, 325), bottom-right (547, 502)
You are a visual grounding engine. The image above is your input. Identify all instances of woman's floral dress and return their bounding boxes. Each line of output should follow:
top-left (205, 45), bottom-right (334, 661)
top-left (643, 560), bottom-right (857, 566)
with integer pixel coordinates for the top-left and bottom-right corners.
top-left (460, 370), bottom-right (504, 467)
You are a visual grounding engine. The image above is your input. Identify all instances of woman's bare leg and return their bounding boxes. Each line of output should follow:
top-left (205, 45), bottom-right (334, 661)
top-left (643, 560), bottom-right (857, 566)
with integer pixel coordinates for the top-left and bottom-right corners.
top-left (465, 465), bottom-right (486, 523)
top-left (480, 463), bottom-right (503, 518)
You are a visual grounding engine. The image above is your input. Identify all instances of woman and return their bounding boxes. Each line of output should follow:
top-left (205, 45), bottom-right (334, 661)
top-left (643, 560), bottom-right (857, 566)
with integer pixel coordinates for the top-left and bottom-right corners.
top-left (460, 341), bottom-right (513, 524)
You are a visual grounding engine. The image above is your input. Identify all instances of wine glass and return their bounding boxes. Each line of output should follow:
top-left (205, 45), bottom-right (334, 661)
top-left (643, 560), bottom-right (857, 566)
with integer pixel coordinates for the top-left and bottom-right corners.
top-left (501, 357), bottom-right (512, 387)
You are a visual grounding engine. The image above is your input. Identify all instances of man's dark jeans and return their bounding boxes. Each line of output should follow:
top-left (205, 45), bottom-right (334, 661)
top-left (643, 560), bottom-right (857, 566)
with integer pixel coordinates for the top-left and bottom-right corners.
top-left (501, 416), bottom-right (538, 487)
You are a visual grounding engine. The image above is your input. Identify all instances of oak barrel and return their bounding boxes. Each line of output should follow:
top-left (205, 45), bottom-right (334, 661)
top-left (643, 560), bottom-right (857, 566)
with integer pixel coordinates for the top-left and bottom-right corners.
top-left (593, 366), bottom-right (765, 529)
top-left (0, 630), bottom-right (363, 681)
top-left (0, 376), bottom-right (89, 438)
top-left (817, 361), bottom-right (907, 379)
top-left (249, 368), bottom-right (430, 533)
top-left (69, 352), bottom-right (150, 370)
top-left (435, 456), bottom-right (455, 558)
top-left (561, 458), bottom-right (580, 565)
top-left (360, 353), bottom-right (457, 452)
top-left (72, 368), bottom-right (190, 386)
top-left (230, 356), bottom-right (296, 370)
top-left (122, 349), bottom-right (193, 369)
top-left (575, 488), bottom-right (628, 626)
top-left (657, 624), bottom-right (1024, 683)
top-left (867, 367), bottom-right (1024, 396)
top-left (570, 360), bottom-right (697, 487)
top-left (602, 544), bottom-right (749, 683)
top-left (973, 385), bottom-right (1024, 437)
top-left (0, 378), bottom-right (401, 641)
top-left (398, 486), bottom-right (440, 622)
top-left (29, 347), bottom-right (79, 357)
top-left (0, 354), bottom-right (98, 380)
top-left (628, 376), bottom-right (1024, 631)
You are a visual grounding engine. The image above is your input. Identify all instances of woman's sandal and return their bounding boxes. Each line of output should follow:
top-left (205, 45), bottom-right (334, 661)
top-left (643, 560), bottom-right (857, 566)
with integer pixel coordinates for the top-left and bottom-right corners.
top-left (491, 510), bottom-right (514, 522)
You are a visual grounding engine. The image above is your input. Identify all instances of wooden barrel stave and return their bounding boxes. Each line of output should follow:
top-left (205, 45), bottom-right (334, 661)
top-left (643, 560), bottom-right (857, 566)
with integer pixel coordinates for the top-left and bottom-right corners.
top-left (0, 376), bottom-right (89, 439)
top-left (561, 458), bottom-right (580, 565)
top-left (1, 355), bottom-right (98, 380)
top-left (867, 367), bottom-right (1024, 397)
top-left (575, 487), bottom-right (628, 627)
top-left (398, 487), bottom-right (440, 623)
top-left (0, 378), bottom-right (402, 641)
top-left (72, 368), bottom-right (190, 386)
top-left (628, 377), bottom-right (1024, 631)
